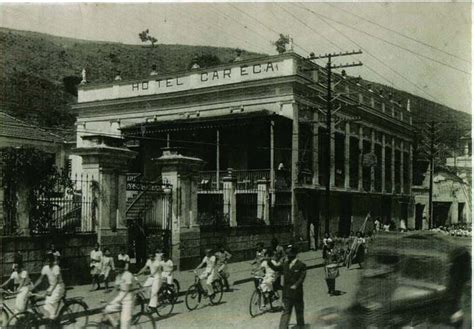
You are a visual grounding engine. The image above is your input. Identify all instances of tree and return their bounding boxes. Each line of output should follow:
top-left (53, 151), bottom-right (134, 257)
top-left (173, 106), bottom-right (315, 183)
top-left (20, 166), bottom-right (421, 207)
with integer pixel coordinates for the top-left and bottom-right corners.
top-left (273, 34), bottom-right (290, 54)
top-left (138, 29), bottom-right (158, 48)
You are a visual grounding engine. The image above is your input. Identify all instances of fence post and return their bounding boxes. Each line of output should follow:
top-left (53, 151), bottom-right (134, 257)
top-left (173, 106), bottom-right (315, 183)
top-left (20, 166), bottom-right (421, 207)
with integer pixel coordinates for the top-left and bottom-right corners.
top-left (223, 169), bottom-right (237, 227)
top-left (257, 179), bottom-right (270, 225)
top-left (73, 135), bottom-right (137, 250)
top-left (154, 147), bottom-right (204, 270)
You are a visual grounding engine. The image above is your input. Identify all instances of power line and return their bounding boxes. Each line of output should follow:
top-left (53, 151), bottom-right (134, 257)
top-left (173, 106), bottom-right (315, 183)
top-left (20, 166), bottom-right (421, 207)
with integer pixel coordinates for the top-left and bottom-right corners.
top-left (295, 4), bottom-right (469, 75)
top-left (291, 3), bottom-right (443, 104)
top-left (226, 3), bottom-right (311, 55)
top-left (326, 2), bottom-right (471, 64)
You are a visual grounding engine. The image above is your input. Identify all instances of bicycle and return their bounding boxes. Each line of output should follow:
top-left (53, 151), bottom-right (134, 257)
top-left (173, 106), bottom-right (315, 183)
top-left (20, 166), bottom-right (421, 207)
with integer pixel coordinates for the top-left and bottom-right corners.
top-left (185, 271), bottom-right (224, 311)
top-left (249, 276), bottom-right (281, 317)
top-left (6, 287), bottom-right (89, 328)
top-left (0, 289), bottom-right (17, 327)
top-left (134, 279), bottom-right (175, 317)
top-left (84, 301), bottom-right (155, 329)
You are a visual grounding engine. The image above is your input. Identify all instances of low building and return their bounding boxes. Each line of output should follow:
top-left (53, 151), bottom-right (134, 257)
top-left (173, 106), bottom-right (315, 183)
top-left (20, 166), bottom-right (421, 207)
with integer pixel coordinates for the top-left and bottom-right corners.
top-left (413, 168), bottom-right (471, 229)
top-left (71, 51), bottom-right (415, 267)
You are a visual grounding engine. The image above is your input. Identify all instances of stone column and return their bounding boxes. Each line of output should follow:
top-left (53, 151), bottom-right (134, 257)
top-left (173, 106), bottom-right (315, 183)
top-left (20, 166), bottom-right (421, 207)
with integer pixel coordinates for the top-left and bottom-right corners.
top-left (0, 161), bottom-right (4, 235)
top-left (358, 125), bottom-right (363, 191)
top-left (408, 143), bottom-right (413, 193)
top-left (223, 170), bottom-right (237, 227)
top-left (74, 135), bottom-right (137, 248)
top-left (312, 111), bottom-right (319, 186)
top-left (257, 179), bottom-right (270, 225)
top-left (344, 122), bottom-right (350, 189)
top-left (391, 137), bottom-right (396, 194)
top-left (154, 148), bottom-right (204, 269)
top-left (291, 102), bottom-right (299, 228)
top-left (370, 129), bottom-right (376, 192)
top-left (381, 134), bottom-right (386, 193)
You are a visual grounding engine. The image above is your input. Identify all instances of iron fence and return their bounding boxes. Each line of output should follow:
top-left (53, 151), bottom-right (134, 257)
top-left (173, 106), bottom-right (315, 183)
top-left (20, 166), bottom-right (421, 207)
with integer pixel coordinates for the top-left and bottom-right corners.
top-left (197, 192), bottom-right (228, 227)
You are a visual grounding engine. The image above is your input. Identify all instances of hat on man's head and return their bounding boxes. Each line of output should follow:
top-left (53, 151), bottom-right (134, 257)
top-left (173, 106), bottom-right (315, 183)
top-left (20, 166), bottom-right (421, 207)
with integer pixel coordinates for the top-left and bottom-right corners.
top-left (286, 245), bottom-right (298, 256)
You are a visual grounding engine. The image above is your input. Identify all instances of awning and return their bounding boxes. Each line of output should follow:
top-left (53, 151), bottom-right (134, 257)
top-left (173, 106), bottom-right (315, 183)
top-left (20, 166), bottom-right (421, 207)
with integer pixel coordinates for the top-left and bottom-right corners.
top-left (121, 110), bottom-right (290, 136)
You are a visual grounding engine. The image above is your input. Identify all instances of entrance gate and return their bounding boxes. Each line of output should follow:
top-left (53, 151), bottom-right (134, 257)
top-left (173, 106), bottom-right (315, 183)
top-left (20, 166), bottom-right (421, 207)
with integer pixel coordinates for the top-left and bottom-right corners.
top-left (126, 175), bottom-right (172, 266)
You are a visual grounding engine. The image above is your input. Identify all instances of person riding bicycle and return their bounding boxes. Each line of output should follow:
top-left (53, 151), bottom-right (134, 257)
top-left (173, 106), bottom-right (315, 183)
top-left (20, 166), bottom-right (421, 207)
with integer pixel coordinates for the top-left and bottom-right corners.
top-left (194, 248), bottom-right (217, 298)
top-left (215, 244), bottom-right (232, 291)
top-left (160, 253), bottom-right (174, 288)
top-left (251, 242), bottom-right (266, 289)
top-left (1, 260), bottom-right (32, 313)
top-left (260, 249), bottom-right (280, 304)
top-left (103, 260), bottom-right (135, 329)
top-left (32, 253), bottom-right (65, 321)
top-left (136, 251), bottom-right (162, 310)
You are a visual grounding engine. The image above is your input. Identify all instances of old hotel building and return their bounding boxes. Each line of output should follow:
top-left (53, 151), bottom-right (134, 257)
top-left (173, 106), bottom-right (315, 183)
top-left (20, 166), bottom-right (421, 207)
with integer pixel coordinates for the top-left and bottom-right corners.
top-left (71, 51), bottom-right (414, 265)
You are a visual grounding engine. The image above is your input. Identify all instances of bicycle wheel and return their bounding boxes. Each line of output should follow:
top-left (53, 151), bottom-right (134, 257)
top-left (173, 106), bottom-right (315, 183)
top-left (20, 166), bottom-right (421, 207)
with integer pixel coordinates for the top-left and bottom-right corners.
top-left (134, 294), bottom-right (145, 316)
top-left (209, 280), bottom-right (223, 305)
top-left (6, 311), bottom-right (39, 329)
top-left (249, 290), bottom-right (264, 317)
top-left (185, 284), bottom-right (200, 311)
top-left (131, 312), bottom-right (156, 329)
top-left (58, 300), bottom-right (89, 328)
top-left (1, 308), bottom-right (8, 327)
top-left (155, 287), bottom-right (174, 317)
top-left (172, 279), bottom-right (180, 296)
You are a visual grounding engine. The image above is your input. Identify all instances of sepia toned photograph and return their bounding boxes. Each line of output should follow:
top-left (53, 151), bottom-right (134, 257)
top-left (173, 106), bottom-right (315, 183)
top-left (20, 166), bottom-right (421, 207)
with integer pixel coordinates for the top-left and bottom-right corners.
top-left (0, 2), bottom-right (471, 328)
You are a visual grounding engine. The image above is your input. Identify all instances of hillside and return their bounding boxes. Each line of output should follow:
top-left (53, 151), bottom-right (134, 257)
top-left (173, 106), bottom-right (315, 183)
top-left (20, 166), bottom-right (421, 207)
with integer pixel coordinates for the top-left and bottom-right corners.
top-left (0, 28), bottom-right (470, 153)
top-left (0, 28), bottom-right (262, 129)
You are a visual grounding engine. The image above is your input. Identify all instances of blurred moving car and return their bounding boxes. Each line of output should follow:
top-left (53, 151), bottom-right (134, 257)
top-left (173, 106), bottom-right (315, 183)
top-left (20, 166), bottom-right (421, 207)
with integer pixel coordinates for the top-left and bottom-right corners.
top-left (314, 231), bottom-right (471, 329)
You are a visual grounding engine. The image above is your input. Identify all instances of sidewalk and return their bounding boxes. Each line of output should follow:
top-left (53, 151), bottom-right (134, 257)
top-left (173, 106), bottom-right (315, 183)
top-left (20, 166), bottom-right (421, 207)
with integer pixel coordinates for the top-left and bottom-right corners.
top-left (4, 250), bottom-right (324, 315)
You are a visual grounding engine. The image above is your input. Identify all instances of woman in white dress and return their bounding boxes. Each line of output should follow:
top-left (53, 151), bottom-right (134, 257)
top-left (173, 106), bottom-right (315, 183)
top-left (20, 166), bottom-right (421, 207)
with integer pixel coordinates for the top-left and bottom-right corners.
top-left (100, 248), bottom-right (115, 290)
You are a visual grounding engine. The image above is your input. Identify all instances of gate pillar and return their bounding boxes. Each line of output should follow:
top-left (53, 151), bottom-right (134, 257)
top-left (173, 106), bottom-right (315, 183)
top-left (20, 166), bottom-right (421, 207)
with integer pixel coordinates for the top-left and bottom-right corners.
top-left (257, 179), bottom-right (270, 225)
top-left (154, 148), bottom-right (204, 270)
top-left (223, 170), bottom-right (237, 227)
top-left (74, 135), bottom-right (136, 251)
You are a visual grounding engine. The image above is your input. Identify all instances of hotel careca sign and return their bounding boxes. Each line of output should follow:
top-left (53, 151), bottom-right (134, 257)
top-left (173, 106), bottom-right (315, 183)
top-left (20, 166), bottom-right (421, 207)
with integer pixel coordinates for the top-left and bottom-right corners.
top-left (78, 57), bottom-right (295, 103)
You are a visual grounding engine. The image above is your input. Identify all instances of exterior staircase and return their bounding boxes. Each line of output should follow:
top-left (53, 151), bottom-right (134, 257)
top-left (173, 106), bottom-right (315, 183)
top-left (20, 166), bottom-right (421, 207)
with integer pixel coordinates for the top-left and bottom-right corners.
top-left (126, 191), bottom-right (157, 223)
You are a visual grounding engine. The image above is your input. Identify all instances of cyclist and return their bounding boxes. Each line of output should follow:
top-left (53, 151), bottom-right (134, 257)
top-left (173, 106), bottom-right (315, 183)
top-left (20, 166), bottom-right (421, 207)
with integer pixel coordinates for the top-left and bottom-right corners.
top-left (117, 247), bottom-right (130, 270)
top-left (194, 248), bottom-right (217, 298)
top-left (136, 251), bottom-right (161, 310)
top-left (1, 260), bottom-right (31, 313)
top-left (104, 260), bottom-right (135, 329)
top-left (100, 248), bottom-right (115, 290)
top-left (251, 243), bottom-right (266, 289)
top-left (215, 244), bottom-right (232, 291)
top-left (32, 253), bottom-right (65, 321)
top-left (160, 253), bottom-right (174, 288)
top-left (260, 249), bottom-right (279, 304)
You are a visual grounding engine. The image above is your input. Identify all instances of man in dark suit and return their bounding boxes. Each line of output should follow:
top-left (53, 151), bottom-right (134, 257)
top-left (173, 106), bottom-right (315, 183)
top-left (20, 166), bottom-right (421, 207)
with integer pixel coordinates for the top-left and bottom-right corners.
top-left (269, 245), bottom-right (307, 329)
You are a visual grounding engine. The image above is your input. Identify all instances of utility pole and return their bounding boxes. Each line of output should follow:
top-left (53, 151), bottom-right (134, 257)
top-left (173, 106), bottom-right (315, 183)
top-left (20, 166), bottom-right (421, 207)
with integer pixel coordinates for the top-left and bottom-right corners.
top-left (428, 120), bottom-right (435, 229)
top-left (308, 50), bottom-right (362, 233)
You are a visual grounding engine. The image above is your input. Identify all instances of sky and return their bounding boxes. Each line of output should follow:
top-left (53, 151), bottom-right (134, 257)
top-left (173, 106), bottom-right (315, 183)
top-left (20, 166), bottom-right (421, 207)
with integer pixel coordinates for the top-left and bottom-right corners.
top-left (0, 2), bottom-right (471, 113)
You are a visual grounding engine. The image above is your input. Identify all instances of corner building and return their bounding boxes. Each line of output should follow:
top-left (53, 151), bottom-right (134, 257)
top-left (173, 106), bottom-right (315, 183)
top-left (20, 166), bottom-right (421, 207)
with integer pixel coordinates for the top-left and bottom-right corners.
top-left (71, 52), bottom-right (414, 265)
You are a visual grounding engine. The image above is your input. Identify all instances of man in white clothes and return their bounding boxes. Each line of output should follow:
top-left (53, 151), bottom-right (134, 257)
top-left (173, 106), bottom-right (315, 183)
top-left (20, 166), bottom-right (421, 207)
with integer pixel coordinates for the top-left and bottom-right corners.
top-left (136, 251), bottom-right (161, 309)
top-left (195, 249), bottom-right (217, 297)
top-left (33, 253), bottom-right (65, 320)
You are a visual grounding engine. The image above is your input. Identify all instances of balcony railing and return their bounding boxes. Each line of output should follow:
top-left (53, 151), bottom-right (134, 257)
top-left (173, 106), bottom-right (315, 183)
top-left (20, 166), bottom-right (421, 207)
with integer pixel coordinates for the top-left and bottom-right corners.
top-left (198, 169), bottom-right (271, 191)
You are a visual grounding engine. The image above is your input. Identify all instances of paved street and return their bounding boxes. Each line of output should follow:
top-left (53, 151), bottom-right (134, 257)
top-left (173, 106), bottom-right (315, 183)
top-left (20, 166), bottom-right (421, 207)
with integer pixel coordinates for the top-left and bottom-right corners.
top-left (84, 250), bottom-right (360, 328)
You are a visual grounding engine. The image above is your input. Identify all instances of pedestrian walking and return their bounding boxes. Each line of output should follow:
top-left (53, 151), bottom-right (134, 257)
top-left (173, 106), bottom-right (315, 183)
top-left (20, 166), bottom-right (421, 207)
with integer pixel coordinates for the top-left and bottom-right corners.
top-left (309, 222), bottom-right (316, 250)
top-left (215, 244), bottom-right (232, 291)
top-left (47, 243), bottom-right (61, 265)
top-left (90, 243), bottom-right (103, 291)
top-left (100, 248), bottom-right (115, 290)
top-left (322, 232), bottom-right (333, 261)
top-left (268, 245), bottom-right (307, 329)
top-left (117, 247), bottom-right (130, 270)
top-left (324, 242), bottom-right (339, 296)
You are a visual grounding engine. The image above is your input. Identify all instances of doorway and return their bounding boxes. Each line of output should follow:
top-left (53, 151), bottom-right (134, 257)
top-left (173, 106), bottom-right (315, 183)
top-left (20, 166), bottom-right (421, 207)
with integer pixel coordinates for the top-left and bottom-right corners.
top-left (415, 204), bottom-right (424, 230)
top-left (339, 194), bottom-right (352, 237)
